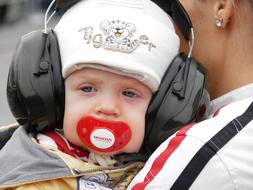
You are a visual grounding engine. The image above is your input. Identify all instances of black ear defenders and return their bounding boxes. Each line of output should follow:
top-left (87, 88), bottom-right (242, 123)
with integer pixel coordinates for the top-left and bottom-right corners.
top-left (7, 30), bottom-right (65, 132)
top-left (141, 0), bottom-right (209, 155)
top-left (143, 53), bottom-right (208, 155)
top-left (6, 0), bottom-right (80, 132)
top-left (6, 0), bottom-right (209, 155)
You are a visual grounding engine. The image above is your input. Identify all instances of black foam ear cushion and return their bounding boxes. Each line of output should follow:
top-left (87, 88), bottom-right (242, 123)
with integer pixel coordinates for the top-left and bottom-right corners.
top-left (6, 30), bottom-right (64, 132)
top-left (144, 53), bottom-right (208, 154)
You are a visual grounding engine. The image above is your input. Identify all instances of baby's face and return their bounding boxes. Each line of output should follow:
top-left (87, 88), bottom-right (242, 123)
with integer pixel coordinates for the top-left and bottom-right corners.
top-left (63, 68), bottom-right (152, 155)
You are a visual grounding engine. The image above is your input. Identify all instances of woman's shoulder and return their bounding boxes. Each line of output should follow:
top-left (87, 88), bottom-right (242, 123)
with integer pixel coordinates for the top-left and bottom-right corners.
top-left (129, 98), bottom-right (253, 190)
top-left (188, 97), bottom-right (253, 141)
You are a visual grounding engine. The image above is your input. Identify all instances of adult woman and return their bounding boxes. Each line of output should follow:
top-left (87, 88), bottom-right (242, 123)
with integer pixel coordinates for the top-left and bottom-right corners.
top-left (178, 0), bottom-right (253, 101)
top-left (128, 0), bottom-right (253, 189)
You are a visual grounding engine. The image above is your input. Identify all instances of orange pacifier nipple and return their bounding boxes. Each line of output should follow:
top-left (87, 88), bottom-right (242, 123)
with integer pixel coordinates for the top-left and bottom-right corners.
top-left (76, 116), bottom-right (132, 152)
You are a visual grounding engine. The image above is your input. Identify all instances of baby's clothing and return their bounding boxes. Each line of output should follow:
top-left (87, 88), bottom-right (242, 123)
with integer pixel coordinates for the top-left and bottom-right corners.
top-left (36, 130), bottom-right (118, 167)
top-left (0, 126), bottom-right (144, 190)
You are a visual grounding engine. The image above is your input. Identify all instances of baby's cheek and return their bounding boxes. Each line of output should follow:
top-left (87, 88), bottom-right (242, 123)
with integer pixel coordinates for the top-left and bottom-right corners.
top-left (128, 124), bottom-right (145, 152)
top-left (63, 115), bottom-right (81, 145)
top-left (63, 124), bottom-right (83, 147)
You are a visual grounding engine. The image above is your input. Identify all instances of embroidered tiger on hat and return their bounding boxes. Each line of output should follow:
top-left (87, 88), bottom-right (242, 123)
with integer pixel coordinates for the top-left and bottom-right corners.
top-left (100, 20), bottom-right (140, 53)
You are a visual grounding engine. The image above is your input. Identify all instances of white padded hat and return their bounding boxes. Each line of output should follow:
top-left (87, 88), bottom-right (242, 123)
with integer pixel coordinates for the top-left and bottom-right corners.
top-left (54, 0), bottom-right (179, 92)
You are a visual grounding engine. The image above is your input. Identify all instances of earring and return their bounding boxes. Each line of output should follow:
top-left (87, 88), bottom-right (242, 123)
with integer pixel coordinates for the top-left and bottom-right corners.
top-left (216, 18), bottom-right (224, 27)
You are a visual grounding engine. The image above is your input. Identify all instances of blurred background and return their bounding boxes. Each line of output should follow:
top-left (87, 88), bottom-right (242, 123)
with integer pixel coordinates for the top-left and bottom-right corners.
top-left (0, 0), bottom-right (51, 126)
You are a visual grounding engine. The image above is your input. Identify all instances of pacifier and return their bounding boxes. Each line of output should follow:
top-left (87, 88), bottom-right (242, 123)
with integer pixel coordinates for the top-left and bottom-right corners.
top-left (76, 116), bottom-right (132, 153)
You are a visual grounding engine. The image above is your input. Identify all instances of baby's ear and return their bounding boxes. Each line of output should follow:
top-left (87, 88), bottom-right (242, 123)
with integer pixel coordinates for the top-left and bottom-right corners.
top-left (100, 20), bottom-right (111, 34)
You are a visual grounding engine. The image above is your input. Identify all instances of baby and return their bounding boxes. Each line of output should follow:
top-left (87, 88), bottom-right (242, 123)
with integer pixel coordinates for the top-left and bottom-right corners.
top-left (0, 0), bottom-right (179, 189)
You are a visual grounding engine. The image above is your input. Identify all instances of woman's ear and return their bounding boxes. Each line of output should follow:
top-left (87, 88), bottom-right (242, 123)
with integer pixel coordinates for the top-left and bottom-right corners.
top-left (213, 0), bottom-right (235, 28)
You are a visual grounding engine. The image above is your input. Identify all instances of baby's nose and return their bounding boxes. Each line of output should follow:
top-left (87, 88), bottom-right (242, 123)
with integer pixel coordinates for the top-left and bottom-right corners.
top-left (95, 99), bottom-right (120, 117)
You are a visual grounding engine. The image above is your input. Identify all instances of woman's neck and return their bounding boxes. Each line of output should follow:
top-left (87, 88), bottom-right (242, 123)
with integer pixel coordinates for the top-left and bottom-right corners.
top-left (208, 28), bottom-right (253, 100)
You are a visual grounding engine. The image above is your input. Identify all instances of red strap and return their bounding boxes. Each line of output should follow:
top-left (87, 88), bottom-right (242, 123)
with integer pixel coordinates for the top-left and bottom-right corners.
top-left (43, 131), bottom-right (89, 159)
top-left (69, 140), bottom-right (90, 158)
top-left (213, 107), bottom-right (223, 117)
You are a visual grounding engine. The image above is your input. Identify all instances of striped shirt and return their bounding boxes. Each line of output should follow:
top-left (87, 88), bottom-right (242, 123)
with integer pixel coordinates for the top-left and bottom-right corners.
top-left (128, 83), bottom-right (253, 190)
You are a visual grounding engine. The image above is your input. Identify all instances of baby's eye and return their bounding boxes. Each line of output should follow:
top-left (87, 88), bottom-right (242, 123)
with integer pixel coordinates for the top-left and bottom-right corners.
top-left (81, 86), bottom-right (97, 93)
top-left (122, 90), bottom-right (138, 98)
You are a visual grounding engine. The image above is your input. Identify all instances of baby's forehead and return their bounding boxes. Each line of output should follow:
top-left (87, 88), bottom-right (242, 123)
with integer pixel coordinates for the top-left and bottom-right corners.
top-left (65, 67), bottom-right (152, 91)
top-left (67, 67), bottom-right (141, 82)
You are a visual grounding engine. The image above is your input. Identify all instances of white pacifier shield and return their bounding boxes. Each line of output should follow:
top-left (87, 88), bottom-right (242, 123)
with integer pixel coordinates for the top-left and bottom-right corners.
top-left (90, 129), bottom-right (115, 149)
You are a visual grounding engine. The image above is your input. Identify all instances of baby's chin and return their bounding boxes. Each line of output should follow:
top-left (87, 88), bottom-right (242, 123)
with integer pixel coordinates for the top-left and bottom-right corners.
top-left (86, 147), bottom-right (123, 156)
top-left (84, 145), bottom-right (140, 156)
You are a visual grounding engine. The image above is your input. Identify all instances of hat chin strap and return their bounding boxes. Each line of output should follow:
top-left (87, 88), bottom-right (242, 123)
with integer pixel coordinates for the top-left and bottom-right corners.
top-left (76, 116), bottom-right (132, 153)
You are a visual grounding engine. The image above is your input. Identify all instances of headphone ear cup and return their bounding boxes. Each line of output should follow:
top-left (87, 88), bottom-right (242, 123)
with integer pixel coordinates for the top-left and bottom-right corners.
top-left (144, 53), bottom-right (209, 154)
top-left (7, 31), bottom-right (48, 126)
top-left (7, 40), bottom-right (30, 125)
top-left (6, 30), bottom-right (64, 132)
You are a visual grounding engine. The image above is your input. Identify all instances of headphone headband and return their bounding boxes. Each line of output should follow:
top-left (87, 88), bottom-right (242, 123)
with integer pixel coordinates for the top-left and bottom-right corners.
top-left (152, 0), bottom-right (192, 41)
top-left (55, 0), bottom-right (81, 15)
top-left (53, 0), bottom-right (192, 40)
